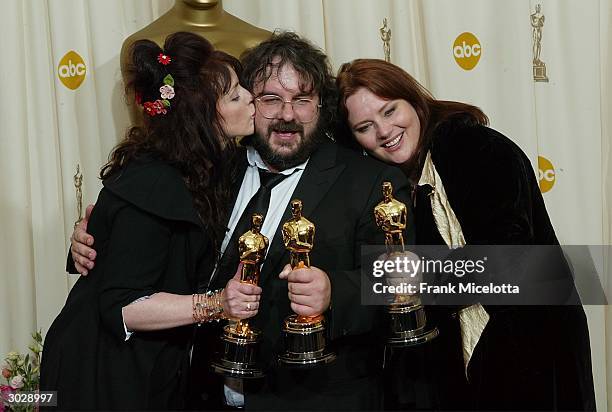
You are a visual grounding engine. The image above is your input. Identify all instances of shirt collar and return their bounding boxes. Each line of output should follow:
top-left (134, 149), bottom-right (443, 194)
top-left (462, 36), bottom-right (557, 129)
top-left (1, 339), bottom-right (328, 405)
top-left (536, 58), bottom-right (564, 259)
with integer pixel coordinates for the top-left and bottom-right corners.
top-left (246, 145), bottom-right (309, 175)
top-left (417, 151), bottom-right (435, 187)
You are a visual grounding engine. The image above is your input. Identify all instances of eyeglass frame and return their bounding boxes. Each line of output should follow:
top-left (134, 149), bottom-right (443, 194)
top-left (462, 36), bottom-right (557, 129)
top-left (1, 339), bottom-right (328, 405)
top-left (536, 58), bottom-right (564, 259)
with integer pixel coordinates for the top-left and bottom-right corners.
top-left (254, 94), bottom-right (322, 123)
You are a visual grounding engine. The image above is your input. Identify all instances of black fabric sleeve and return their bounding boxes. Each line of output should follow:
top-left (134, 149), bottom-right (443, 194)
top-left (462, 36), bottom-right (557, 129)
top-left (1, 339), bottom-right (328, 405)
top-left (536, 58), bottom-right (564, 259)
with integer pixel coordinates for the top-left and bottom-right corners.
top-left (97, 203), bottom-right (172, 341)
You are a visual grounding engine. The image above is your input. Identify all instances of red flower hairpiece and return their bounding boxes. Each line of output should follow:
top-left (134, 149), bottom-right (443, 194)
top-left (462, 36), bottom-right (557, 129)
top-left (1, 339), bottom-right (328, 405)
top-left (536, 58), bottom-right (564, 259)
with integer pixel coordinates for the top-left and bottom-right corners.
top-left (140, 74), bottom-right (175, 117)
top-left (157, 53), bottom-right (171, 65)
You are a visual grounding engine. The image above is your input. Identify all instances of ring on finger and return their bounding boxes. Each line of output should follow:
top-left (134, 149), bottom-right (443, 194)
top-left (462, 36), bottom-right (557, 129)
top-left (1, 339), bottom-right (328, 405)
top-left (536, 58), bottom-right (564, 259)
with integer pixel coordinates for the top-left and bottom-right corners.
top-left (247, 302), bottom-right (251, 311)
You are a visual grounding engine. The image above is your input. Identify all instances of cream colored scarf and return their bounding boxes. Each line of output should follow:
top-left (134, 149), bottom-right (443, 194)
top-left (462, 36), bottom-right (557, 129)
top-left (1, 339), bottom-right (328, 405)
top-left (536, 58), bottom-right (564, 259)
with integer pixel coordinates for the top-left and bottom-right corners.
top-left (417, 151), bottom-right (489, 379)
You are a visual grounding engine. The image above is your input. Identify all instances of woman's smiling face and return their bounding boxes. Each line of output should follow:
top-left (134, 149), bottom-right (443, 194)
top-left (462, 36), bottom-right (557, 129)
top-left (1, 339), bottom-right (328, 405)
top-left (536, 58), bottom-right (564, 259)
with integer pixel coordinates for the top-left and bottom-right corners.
top-left (345, 87), bottom-right (421, 166)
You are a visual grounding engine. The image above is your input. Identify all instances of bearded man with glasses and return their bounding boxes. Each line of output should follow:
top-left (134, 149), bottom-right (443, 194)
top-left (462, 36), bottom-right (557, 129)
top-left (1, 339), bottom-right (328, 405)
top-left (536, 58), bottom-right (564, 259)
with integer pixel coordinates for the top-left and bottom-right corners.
top-left (199, 30), bottom-right (413, 411)
top-left (68, 31), bottom-right (411, 411)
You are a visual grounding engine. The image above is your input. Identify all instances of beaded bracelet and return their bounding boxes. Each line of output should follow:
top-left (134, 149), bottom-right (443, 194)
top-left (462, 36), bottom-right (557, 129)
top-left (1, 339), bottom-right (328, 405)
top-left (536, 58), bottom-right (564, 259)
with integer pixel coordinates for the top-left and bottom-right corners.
top-left (192, 289), bottom-right (225, 324)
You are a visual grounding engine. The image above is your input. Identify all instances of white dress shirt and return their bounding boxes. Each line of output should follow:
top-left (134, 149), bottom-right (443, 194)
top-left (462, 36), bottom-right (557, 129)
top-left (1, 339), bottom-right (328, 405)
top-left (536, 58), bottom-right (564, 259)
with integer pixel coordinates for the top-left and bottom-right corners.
top-left (211, 146), bottom-right (307, 286)
top-left (218, 147), bottom-right (308, 407)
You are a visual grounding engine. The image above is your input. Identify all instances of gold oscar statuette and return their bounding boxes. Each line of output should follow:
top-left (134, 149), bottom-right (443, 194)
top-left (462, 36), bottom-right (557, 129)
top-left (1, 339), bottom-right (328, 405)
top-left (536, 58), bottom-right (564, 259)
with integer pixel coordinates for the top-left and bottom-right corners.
top-left (380, 18), bottom-right (392, 63)
top-left (212, 214), bottom-right (268, 378)
top-left (73, 164), bottom-right (83, 226)
top-left (531, 4), bottom-right (549, 82)
top-left (277, 199), bottom-right (336, 367)
top-left (375, 182), bottom-right (439, 346)
top-left (375, 181), bottom-right (406, 254)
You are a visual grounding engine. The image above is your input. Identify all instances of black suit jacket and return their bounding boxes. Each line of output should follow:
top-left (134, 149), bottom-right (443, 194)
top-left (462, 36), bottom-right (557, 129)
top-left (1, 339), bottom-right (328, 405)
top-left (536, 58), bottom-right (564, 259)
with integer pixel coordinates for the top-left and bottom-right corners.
top-left (197, 140), bottom-right (413, 411)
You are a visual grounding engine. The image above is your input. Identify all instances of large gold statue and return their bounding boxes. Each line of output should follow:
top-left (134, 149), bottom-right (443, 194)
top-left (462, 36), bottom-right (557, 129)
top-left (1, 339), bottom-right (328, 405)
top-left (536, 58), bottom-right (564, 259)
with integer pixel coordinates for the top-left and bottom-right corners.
top-left (374, 181), bottom-right (407, 253)
top-left (282, 199), bottom-right (315, 270)
top-left (120, 0), bottom-right (271, 123)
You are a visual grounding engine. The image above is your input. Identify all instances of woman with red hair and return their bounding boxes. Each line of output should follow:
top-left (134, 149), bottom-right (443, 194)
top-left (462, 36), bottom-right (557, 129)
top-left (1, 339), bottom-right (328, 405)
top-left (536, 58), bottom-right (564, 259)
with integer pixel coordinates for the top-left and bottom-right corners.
top-left (337, 59), bottom-right (595, 411)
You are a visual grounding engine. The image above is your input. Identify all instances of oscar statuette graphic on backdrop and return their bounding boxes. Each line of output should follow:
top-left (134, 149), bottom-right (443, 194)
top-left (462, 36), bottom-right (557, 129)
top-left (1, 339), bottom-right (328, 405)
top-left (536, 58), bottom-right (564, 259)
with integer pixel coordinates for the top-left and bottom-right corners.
top-left (531, 4), bottom-right (549, 82)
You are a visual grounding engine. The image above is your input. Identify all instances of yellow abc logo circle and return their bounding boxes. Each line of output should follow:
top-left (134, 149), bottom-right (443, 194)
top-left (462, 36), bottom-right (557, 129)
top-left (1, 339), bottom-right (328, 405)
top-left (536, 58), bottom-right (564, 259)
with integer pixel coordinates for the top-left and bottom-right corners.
top-left (538, 156), bottom-right (555, 193)
top-left (453, 32), bottom-right (482, 70)
top-left (58, 50), bottom-right (86, 90)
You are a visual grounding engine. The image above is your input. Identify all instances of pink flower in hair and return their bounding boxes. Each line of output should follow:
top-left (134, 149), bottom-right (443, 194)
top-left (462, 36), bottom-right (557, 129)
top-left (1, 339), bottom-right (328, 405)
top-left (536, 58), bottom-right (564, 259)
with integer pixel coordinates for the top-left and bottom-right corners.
top-left (152, 100), bottom-right (167, 115)
top-left (159, 84), bottom-right (175, 100)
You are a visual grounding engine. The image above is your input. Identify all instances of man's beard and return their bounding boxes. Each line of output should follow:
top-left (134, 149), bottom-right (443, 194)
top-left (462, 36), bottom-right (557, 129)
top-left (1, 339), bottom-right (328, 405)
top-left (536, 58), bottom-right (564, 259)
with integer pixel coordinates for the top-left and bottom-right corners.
top-left (250, 118), bottom-right (326, 171)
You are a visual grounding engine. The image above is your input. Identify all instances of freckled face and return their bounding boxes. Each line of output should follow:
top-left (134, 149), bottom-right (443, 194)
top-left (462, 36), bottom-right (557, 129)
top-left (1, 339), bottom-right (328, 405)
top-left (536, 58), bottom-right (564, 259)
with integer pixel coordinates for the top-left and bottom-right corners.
top-left (345, 87), bottom-right (420, 166)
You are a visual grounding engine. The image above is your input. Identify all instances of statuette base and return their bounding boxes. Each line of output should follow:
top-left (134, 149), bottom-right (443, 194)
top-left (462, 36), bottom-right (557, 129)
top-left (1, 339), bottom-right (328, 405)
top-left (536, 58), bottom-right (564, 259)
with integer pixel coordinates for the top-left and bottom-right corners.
top-left (278, 314), bottom-right (336, 367)
top-left (212, 324), bottom-right (265, 379)
top-left (387, 302), bottom-right (439, 347)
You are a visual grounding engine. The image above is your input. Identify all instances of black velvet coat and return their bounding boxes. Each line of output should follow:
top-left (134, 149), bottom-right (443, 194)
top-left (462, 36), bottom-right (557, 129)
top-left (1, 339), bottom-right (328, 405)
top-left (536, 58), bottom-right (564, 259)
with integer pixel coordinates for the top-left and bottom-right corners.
top-left (386, 122), bottom-right (596, 411)
top-left (40, 158), bottom-right (213, 410)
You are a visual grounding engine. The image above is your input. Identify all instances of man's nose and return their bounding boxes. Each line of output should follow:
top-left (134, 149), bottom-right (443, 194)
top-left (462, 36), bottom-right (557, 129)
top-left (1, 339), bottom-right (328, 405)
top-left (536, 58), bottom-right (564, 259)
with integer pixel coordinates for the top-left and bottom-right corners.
top-left (280, 101), bottom-right (296, 122)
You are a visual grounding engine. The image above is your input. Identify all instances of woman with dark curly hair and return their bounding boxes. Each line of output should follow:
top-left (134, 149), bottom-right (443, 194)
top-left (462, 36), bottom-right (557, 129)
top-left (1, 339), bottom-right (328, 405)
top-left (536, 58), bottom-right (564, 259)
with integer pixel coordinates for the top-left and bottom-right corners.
top-left (40, 32), bottom-right (259, 410)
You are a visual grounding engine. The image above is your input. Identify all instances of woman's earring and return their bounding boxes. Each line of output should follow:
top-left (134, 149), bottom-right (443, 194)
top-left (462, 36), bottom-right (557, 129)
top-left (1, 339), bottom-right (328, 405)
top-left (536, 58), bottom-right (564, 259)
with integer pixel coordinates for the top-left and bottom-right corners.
top-left (362, 149), bottom-right (368, 157)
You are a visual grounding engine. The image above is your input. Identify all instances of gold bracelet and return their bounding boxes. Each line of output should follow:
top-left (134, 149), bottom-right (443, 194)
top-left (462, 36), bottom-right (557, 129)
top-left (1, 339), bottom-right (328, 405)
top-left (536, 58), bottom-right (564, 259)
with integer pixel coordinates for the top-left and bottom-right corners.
top-left (192, 289), bottom-right (225, 324)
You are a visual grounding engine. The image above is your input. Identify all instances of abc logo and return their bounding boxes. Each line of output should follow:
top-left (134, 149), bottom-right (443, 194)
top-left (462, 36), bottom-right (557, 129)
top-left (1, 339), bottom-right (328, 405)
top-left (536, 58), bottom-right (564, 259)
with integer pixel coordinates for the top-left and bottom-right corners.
top-left (453, 32), bottom-right (482, 70)
top-left (538, 156), bottom-right (555, 193)
top-left (58, 51), bottom-right (86, 90)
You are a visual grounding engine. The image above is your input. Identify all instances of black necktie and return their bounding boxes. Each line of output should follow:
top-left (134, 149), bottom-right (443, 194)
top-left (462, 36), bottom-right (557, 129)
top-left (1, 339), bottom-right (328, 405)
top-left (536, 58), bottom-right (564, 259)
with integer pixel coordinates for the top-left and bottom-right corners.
top-left (212, 168), bottom-right (289, 288)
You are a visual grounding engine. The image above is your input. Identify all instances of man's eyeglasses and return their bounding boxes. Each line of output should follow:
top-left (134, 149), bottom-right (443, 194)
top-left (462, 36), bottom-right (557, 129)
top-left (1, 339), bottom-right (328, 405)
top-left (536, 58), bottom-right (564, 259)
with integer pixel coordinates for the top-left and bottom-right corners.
top-left (255, 95), bottom-right (322, 123)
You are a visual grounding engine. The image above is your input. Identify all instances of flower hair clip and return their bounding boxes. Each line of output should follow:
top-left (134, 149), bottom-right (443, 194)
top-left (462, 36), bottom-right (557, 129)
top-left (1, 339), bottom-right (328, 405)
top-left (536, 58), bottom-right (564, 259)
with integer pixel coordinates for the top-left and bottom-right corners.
top-left (142, 73), bottom-right (175, 117)
top-left (157, 53), bottom-right (171, 65)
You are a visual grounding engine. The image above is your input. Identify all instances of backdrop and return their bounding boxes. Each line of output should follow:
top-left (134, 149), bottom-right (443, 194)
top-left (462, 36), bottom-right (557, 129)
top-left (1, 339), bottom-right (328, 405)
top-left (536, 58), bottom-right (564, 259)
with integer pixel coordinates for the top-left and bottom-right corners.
top-left (0, 0), bottom-right (610, 408)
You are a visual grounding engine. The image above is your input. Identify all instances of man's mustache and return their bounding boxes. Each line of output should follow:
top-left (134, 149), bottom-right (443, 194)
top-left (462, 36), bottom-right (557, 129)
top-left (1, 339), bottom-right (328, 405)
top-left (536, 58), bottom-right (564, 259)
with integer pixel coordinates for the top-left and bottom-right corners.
top-left (268, 120), bottom-right (304, 135)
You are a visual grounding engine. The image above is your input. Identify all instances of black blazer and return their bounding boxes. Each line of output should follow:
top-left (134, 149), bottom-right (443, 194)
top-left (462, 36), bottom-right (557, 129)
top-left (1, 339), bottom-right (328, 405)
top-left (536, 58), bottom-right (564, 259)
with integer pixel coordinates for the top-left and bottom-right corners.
top-left (199, 140), bottom-right (413, 411)
top-left (41, 157), bottom-right (213, 410)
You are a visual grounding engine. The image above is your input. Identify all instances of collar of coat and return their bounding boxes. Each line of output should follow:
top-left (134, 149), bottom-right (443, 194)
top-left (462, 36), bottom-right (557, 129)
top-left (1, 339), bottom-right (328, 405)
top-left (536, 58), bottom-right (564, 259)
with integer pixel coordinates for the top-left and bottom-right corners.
top-left (102, 155), bottom-right (202, 227)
